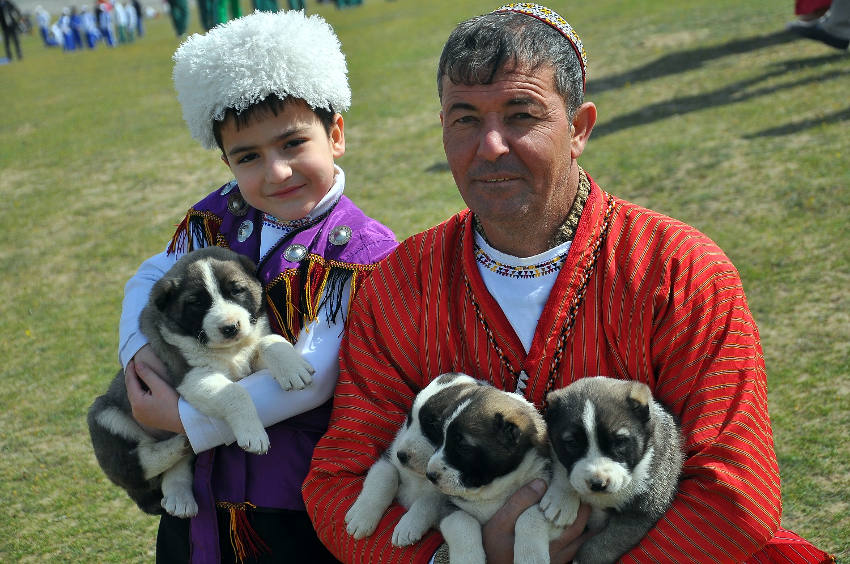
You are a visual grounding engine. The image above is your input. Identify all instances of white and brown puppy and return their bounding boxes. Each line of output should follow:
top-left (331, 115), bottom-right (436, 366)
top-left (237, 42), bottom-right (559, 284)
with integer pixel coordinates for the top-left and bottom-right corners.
top-left (345, 372), bottom-right (481, 546)
top-left (541, 377), bottom-right (684, 564)
top-left (88, 246), bottom-right (313, 517)
top-left (425, 384), bottom-right (561, 564)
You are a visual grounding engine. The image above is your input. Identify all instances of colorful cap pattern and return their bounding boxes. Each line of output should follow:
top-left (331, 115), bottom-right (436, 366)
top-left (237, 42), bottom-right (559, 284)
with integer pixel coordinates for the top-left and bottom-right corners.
top-left (495, 3), bottom-right (588, 90)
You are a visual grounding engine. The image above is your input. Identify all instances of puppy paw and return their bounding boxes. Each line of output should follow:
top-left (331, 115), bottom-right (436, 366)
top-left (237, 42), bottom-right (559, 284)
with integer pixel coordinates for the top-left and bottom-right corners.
top-left (514, 540), bottom-right (549, 564)
top-left (540, 487), bottom-right (580, 527)
top-left (264, 341), bottom-right (315, 391)
top-left (162, 492), bottom-right (198, 518)
top-left (235, 428), bottom-right (270, 454)
top-left (344, 496), bottom-right (382, 539)
top-left (391, 511), bottom-right (430, 546)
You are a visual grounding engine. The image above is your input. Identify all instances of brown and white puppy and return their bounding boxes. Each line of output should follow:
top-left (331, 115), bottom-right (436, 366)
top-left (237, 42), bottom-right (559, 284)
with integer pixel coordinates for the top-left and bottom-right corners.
top-left (88, 246), bottom-right (313, 517)
top-left (345, 372), bottom-right (481, 546)
top-left (425, 383), bottom-right (561, 564)
top-left (542, 377), bottom-right (684, 564)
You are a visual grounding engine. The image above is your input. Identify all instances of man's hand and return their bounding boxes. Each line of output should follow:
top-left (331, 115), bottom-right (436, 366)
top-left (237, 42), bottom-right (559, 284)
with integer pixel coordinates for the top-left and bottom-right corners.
top-left (482, 479), bottom-right (592, 564)
top-left (125, 345), bottom-right (184, 434)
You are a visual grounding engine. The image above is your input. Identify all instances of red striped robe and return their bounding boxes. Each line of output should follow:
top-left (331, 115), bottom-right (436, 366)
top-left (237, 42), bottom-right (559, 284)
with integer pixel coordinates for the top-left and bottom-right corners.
top-left (304, 176), bottom-right (832, 563)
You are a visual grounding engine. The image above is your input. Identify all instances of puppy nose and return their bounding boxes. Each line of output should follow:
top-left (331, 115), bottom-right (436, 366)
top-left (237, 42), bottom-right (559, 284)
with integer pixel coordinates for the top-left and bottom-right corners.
top-left (220, 323), bottom-right (240, 338)
top-left (397, 451), bottom-right (409, 465)
top-left (589, 477), bottom-right (609, 492)
top-left (426, 471), bottom-right (439, 484)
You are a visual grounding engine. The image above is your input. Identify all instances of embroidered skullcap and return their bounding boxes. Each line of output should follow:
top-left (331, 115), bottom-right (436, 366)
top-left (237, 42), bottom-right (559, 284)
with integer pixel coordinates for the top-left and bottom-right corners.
top-left (494, 3), bottom-right (588, 90)
top-left (173, 10), bottom-right (351, 149)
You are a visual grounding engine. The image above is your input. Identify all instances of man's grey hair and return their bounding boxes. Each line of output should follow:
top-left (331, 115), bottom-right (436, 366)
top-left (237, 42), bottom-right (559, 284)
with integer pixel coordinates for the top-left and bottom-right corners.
top-left (437, 11), bottom-right (584, 117)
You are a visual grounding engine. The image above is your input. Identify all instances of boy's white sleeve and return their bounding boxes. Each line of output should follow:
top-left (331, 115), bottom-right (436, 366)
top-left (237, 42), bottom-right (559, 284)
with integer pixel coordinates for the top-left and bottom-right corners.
top-left (179, 280), bottom-right (349, 453)
top-left (119, 250), bottom-right (178, 369)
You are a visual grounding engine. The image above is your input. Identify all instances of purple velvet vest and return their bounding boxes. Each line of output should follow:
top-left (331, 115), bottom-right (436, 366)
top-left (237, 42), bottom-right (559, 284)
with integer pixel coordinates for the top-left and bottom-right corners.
top-left (167, 181), bottom-right (397, 563)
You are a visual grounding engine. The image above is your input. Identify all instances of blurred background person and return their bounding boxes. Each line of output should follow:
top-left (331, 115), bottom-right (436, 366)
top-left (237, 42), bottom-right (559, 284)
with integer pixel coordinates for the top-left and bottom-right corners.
top-left (1, 0), bottom-right (23, 61)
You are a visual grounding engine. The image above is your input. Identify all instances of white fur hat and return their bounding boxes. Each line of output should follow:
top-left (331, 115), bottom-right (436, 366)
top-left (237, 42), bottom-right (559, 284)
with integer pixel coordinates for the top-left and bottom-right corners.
top-left (173, 10), bottom-right (351, 149)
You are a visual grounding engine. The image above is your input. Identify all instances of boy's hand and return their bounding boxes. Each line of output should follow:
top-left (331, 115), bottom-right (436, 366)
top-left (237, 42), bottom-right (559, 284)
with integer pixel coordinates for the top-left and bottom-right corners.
top-left (125, 345), bottom-right (184, 434)
top-left (482, 479), bottom-right (593, 564)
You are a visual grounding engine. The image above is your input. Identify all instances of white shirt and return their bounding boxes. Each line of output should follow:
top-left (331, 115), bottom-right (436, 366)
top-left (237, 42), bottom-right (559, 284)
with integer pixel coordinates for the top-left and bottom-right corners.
top-left (473, 231), bottom-right (572, 353)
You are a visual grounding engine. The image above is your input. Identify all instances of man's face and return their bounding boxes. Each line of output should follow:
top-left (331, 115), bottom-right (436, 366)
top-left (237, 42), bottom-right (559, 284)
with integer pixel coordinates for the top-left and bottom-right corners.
top-left (440, 64), bottom-right (577, 248)
top-left (220, 100), bottom-right (345, 221)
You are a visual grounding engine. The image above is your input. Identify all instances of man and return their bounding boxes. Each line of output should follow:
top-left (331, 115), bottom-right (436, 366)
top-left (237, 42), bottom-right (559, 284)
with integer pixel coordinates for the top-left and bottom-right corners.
top-left (0, 0), bottom-right (23, 61)
top-left (304, 4), bottom-right (833, 563)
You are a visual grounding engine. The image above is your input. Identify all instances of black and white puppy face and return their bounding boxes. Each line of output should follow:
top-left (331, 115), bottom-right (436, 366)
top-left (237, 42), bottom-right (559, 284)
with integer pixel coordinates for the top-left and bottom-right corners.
top-left (426, 386), bottom-right (547, 498)
top-left (394, 373), bottom-right (480, 475)
top-left (545, 377), bottom-right (655, 507)
top-left (153, 247), bottom-right (264, 350)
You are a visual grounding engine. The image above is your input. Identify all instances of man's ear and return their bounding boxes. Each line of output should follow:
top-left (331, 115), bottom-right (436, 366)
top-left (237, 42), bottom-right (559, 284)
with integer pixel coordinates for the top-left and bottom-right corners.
top-left (330, 113), bottom-right (346, 159)
top-left (570, 102), bottom-right (597, 159)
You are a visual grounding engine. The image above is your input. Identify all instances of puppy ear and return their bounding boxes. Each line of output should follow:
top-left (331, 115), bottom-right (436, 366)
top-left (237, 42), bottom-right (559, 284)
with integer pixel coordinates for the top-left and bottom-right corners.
top-left (152, 278), bottom-right (179, 311)
top-left (236, 252), bottom-right (258, 276)
top-left (627, 382), bottom-right (651, 423)
top-left (494, 412), bottom-right (521, 446)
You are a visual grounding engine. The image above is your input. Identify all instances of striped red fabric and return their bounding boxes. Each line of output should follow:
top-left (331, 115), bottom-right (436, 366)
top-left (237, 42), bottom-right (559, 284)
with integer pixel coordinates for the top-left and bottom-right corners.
top-left (303, 176), bottom-right (832, 563)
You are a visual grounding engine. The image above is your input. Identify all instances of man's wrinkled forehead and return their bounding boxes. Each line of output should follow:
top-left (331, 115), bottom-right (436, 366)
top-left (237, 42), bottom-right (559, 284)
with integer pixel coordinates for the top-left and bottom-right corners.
top-left (439, 64), bottom-right (559, 111)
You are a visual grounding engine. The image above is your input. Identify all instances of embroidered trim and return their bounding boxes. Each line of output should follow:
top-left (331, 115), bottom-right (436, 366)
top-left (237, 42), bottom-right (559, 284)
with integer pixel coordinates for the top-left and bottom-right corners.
top-left (265, 255), bottom-right (378, 343)
top-left (474, 247), bottom-right (569, 279)
top-left (262, 213), bottom-right (315, 231)
top-left (552, 167), bottom-right (591, 246)
top-left (542, 193), bottom-right (617, 402)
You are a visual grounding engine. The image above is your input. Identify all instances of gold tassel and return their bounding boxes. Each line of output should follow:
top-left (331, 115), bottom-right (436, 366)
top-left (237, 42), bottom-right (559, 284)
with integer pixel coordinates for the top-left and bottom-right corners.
top-left (217, 501), bottom-right (270, 563)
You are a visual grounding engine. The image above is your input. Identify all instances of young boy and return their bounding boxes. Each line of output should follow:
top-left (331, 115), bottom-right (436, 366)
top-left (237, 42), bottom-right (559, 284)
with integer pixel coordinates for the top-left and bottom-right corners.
top-left (118, 11), bottom-right (397, 563)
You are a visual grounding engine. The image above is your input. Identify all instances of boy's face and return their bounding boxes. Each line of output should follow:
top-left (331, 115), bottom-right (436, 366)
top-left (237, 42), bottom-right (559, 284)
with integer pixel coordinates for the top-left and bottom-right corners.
top-left (220, 100), bottom-right (345, 221)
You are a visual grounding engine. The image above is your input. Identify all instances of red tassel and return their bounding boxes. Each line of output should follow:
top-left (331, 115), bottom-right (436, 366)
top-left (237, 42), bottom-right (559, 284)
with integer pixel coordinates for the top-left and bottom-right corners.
top-left (217, 501), bottom-right (271, 563)
top-left (167, 214), bottom-right (191, 255)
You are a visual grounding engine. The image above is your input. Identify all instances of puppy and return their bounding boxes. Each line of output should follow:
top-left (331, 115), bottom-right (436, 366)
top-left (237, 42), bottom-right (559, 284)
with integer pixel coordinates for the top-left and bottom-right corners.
top-left (87, 246), bottom-right (314, 517)
top-left (425, 384), bottom-right (561, 564)
top-left (345, 372), bottom-right (480, 547)
top-left (541, 376), bottom-right (684, 564)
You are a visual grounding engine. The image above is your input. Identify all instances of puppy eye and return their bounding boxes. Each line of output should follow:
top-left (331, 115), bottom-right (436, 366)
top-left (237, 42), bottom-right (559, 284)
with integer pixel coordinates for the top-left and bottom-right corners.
top-left (559, 432), bottom-right (580, 447)
top-left (611, 436), bottom-right (631, 455)
top-left (229, 284), bottom-right (246, 295)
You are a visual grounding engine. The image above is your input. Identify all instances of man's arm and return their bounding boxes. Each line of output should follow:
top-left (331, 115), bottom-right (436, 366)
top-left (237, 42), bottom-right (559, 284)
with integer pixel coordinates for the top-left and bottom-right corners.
top-left (303, 243), bottom-right (446, 564)
top-left (624, 235), bottom-right (781, 562)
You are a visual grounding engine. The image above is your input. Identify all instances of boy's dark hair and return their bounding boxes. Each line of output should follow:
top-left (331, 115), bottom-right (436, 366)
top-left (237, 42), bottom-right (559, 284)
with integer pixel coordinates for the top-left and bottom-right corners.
top-left (437, 11), bottom-right (583, 118)
top-left (212, 95), bottom-right (337, 153)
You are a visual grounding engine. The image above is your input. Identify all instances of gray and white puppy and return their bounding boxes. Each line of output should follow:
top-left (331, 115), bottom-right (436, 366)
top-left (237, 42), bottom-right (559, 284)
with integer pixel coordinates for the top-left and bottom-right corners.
top-left (345, 372), bottom-right (481, 546)
top-left (87, 246), bottom-right (313, 517)
top-left (425, 383), bottom-right (561, 564)
top-left (542, 376), bottom-right (684, 564)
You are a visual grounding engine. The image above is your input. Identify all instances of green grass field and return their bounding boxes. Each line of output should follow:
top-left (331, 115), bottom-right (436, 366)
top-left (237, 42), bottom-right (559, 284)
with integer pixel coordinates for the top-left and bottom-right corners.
top-left (1, 0), bottom-right (848, 560)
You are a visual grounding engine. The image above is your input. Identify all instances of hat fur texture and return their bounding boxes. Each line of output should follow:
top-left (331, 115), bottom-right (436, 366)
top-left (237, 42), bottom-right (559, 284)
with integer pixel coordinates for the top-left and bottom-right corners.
top-left (173, 10), bottom-right (351, 149)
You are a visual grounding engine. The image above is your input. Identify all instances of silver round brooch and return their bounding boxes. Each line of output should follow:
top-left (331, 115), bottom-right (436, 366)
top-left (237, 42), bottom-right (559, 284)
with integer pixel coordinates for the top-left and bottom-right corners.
top-left (220, 180), bottom-right (237, 196)
top-left (284, 244), bottom-right (308, 262)
top-left (227, 193), bottom-right (248, 217)
top-left (237, 220), bottom-right (253, 242)
top-left (328, 225), bottom-right (352, 246)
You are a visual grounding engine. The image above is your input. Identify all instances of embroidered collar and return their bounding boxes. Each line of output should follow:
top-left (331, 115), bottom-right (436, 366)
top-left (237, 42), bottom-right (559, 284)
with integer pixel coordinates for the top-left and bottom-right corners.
top-left (472, 166), bottom-right (591, 248)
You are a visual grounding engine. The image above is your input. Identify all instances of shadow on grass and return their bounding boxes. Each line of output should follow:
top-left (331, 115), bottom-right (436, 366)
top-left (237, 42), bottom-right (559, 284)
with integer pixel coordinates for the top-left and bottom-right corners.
top-left (744, 106), bottom-right (850, 137)
top-left (587, 30), bottom-right (801, 94)
top-left (592, 53), bottom-right (848, 138)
